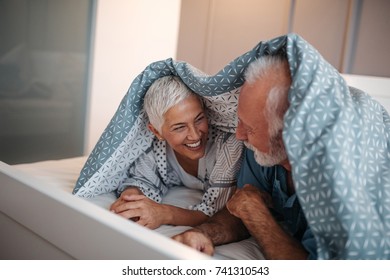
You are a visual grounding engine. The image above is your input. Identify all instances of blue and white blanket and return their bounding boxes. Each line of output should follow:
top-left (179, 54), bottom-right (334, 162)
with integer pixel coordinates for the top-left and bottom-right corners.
top-left (73, 33), bottom-right (390, 259)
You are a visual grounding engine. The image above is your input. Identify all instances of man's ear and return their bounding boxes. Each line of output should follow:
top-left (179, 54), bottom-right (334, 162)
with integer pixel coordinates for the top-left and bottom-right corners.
top-left (147, 123), bottom-right (163, 140)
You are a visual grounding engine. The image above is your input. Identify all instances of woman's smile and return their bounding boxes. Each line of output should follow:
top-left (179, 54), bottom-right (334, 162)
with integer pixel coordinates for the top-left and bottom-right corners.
top-left (185, 140), bottom-right (202, 149)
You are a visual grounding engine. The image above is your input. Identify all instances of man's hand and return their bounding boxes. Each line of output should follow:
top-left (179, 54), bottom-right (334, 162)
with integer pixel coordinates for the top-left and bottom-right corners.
top-left (172, 229), bottom-right (214, 256)
top-left (227, 184), bottom-right (308, 259)
top-left (226, 184), bottom-right (273, 220)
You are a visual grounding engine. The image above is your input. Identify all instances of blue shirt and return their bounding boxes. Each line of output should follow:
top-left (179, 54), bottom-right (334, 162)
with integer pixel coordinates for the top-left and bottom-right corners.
top-left (237, 148), bottom-right (318, 259)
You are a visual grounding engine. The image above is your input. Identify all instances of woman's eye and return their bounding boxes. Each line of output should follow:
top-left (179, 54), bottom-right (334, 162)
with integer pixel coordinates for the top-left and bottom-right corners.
top-left (173, 126), bottom-right (185, 132)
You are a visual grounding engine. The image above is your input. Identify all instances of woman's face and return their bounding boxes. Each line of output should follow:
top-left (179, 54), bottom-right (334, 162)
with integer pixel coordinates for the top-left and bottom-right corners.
top-left (159, 95), bottom-right (208, 161)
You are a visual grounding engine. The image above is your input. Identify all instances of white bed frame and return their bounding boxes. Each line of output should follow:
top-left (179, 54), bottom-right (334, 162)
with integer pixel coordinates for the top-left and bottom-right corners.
top-left (0, 161), bottom-right (209, 260)
top-left (1, 74), bottom-right (389, 260)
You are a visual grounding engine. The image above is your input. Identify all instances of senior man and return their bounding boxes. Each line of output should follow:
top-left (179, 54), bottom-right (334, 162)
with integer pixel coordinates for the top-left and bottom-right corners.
top-left (173, 54), bottom-right (315, 259)
top-left (173, 49), bottom-right (390, 260)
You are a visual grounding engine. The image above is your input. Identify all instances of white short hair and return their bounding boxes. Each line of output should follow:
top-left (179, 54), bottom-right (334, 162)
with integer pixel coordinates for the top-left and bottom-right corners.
top-left (143, 76), bottom-right (198, 132)
top-left (244, 55), bottom-right (290, 120)
top-left (244, 55), bottom-right (287, 85)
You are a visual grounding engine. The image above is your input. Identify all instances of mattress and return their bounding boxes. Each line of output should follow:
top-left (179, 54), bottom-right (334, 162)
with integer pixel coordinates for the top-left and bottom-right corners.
top-left (13, 157), bottom-right (264, 260)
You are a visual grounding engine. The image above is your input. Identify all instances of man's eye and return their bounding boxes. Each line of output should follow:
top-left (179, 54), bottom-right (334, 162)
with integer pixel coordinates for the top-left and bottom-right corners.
top-left (195, 116), bottom-right (205, 123)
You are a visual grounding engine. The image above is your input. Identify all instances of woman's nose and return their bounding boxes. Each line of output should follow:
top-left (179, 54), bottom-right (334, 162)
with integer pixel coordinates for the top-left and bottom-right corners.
top-left (188, 125), bottom-right (201, 140)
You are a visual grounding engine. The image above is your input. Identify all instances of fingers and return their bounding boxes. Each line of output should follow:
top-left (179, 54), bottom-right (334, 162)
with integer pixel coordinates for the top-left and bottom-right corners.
top-left (232, 184), bottom-right (264, 200)
top-left (109, 200), bottom-right (119, 211)
top-left (172, 231), bottom-right (215, 256)
top-left (110, 195), bottom-right (144, 223)
top-left (112, 195), bottom-right (145, 213)
top-left (172, 234), bottom-right (184, 243)
top-left (241, 184), bottom-right (259, 192)
top-left (122, 187), bottom-right (143, 196)
top-left (109, 192), bottom-right (143, 211)
top-left (111, 196), bottom-right (162, 229)
top-left (114, 207), bottom-right (153, 228)
top-left (227, 184), bottom-right (274, 219)
top-left (199, 242), bottom-right (214, 255)
top-left (229, 184), bottom-right (256, 199)
top-left (116, 208), bottom-right (142, 220)
top-left (110, 197), bottom-right (126, 211)
top-left (242, 184), bottom-right (273, 208)
top-left (113, 200), bottom-right (143, 215)
top-left (122, 194), bottom-right (145, 201)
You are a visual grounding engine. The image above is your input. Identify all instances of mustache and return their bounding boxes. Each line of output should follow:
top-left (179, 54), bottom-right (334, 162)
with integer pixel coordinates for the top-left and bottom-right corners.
top-left (244, 141), bottom-right (255, 150)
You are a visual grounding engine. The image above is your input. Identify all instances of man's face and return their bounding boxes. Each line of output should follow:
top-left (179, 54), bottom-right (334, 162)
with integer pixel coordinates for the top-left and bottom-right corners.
top-left (236, 80), bottom-right (288, 167)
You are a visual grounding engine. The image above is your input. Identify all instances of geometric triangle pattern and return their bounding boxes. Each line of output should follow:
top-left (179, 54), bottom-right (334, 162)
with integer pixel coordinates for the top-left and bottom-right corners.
top-left (73, 33), bottom-right (390, 259)
top-left (284, 35), bottom-right (390, 259)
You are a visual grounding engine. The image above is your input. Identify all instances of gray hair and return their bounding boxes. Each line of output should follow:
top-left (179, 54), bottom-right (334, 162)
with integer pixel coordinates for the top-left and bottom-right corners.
top-left (243, 55), bottom-right (290, 166)
top-left (143, 75), bottom-right (197, 133)
top-left (244, 55), bottom-right (290, 122)
top-left (244, 55), bottom-right (290, 119)
top-left (244, 54), bottom-right (288, 85)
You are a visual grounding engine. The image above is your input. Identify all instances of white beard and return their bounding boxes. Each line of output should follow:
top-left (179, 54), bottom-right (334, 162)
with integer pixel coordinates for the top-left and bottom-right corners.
top-left (244, 132), bottom-right (287, 167)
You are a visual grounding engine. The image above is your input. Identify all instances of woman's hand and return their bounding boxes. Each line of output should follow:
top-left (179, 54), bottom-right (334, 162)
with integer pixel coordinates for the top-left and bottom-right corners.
top-left (110, 186), bottom-right (208, 229)
top-left (110, 186), bottom-right (142, 214)
top-left (111, 191), bottom-right (165, 229)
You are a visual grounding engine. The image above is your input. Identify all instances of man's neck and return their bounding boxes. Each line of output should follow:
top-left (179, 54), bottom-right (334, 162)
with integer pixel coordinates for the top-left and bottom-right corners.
top-left (286, 171), bottom-right (295, 195)
top-left (281, 160), bottom-right (295, 195)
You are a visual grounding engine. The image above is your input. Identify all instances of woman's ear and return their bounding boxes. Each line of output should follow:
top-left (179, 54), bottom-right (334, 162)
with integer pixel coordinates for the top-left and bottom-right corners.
top-left (147, 123), bottom-right (164, 141)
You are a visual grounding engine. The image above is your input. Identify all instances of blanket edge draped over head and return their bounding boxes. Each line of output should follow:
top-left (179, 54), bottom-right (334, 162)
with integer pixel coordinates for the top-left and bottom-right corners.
top-left (73, 33), bottom-right (390, 259)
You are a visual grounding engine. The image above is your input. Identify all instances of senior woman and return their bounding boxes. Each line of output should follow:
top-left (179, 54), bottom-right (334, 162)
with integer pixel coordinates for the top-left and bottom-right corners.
top-left (110, 76), bottom-right (244, 229)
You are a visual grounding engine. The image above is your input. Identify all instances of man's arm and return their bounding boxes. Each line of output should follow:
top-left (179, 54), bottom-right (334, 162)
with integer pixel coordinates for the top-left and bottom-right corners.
top-left (196, 206), bottom-right (250, 245)
top-left (227, 184), bottom-right (308, 259)
top-left (172, 206), bottom-right (250, 255)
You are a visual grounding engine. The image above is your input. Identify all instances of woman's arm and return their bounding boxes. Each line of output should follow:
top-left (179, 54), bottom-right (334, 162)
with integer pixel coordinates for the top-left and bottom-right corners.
top-left (111, 193), bottom-right (208, 229)
top-left (157, 202), bottom-right (208, 228)
top-left (117, 149), bottom-right (168, 203)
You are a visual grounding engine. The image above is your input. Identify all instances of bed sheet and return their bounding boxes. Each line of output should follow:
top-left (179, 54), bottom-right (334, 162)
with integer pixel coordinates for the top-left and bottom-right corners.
top-left (14, 157), bottom-right (264, 260)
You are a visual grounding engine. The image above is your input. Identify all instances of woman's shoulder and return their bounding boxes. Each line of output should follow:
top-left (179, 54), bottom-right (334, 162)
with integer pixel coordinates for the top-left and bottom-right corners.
top-left (208, 125), bottom-right (237, 143)
top-left (207, 125), bottom-right (243, 159)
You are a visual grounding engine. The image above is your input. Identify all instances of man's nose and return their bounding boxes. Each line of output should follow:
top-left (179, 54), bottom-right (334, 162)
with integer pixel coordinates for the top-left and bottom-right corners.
top-left (235, 123), bottom-right (247, 141)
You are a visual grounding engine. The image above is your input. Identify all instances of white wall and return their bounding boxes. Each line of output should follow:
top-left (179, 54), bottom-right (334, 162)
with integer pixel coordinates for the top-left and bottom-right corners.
top-left (342, 74), bottom-right (390, 114)
top-left (85, 0), bottom-right (181, 153)
top-left (177, 0), bottom-right (390, 78)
